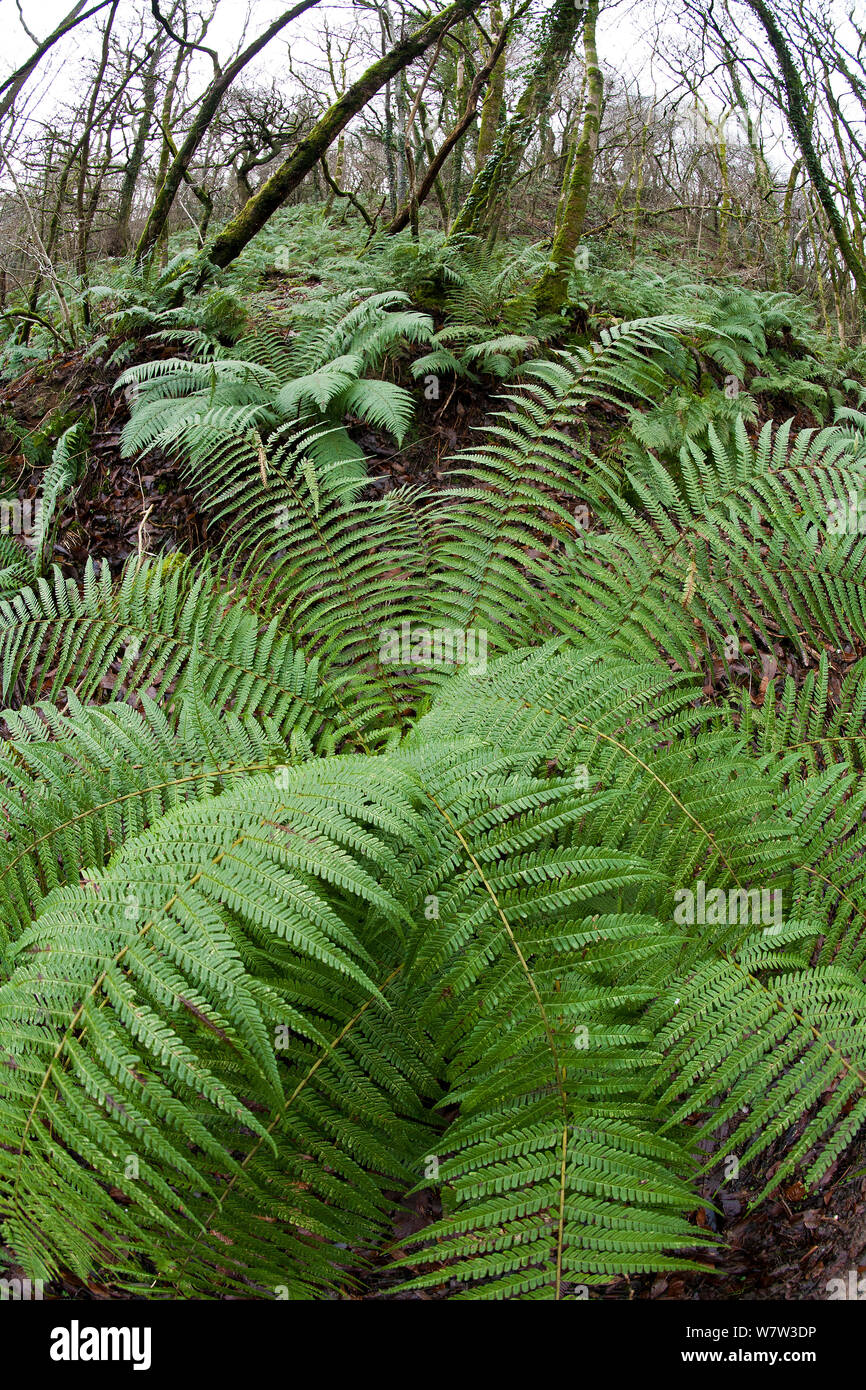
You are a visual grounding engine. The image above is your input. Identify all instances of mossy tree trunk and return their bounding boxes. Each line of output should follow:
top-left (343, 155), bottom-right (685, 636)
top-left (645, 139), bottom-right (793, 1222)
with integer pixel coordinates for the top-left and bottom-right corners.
top-left (449, 0), bottom-right (585, 243)
top-left (534, 0), bottom-right (602, 315)
top-left (107, 48), bottom-right (160, 256)
top-left (134, 0), bottom-right (319, 267)
top-left (0, 0), bottom-right (111, 135)
top-left (474, 0), bottom-right (507, 168)
top-left (743, 0), bottom-right (866, 306)
top-left (195, 0), bottom-right (485, 285)
top-left (387, 21), bottom-right (510, 236)
top-left (448, 38), bottom-right (470, 221)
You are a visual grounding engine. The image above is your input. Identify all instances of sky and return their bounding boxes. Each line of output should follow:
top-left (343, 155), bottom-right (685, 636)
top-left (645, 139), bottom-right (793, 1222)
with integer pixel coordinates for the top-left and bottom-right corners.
top-left (1, 1), bottom-right (662, 107)
top-left (0, 0), bottom-right (800, 165)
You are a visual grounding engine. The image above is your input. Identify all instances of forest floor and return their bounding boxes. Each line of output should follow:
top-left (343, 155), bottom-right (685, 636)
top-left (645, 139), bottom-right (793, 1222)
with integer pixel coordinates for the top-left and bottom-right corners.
top-left (2, 337), bottom-right (864, 1302)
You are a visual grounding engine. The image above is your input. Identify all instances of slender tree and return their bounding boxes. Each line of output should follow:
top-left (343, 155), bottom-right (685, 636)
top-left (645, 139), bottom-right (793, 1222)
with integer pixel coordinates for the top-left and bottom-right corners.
top-left (475, 0), bottom-right (507, 167)
top-left (196, 0), bottom-right (487, 283)
top-left (0, 1), bottom-right (114, 136)
top-left (449, 0), bottom-right (585, 242)
top-left (535, 0), bottom-right (602, 312)
top-left (134, 0), bottom-right (321, 264)
top-left (740, 0), bottom-right (866, 301)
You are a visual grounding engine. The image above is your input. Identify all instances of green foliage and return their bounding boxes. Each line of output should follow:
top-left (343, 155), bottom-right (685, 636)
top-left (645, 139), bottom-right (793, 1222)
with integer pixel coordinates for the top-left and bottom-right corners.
top-left (199, 288), bottom-right (249, 343)
top-left (31, 417), bottom-right (90, 575)
top-left (0, 343), bottom-right (50, 382)
top-left (576, 261), bottom-right (860, 422)
top-left (0, 417), bottom-right (90, 600)
top-left (407, 236), bottom-right (561, 382)
top-left (0, 534), bottom-right (35, 597)
top-left (117, 287), bottom-right (433, 502)
top-left (2, 220), bottom-right (866, 1303)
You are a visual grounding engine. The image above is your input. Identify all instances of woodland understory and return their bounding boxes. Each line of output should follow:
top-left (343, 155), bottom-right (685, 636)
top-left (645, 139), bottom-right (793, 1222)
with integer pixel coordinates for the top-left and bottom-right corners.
top-left (0, 0), bottom-right (866, 1303)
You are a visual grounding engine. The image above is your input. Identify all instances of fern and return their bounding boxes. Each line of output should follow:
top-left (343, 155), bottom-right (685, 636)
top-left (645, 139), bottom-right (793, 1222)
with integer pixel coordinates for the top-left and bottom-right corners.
top-left (118, 289), bottom-right (432, 503)
top-left (3, 270), bottom-right (866, 1303)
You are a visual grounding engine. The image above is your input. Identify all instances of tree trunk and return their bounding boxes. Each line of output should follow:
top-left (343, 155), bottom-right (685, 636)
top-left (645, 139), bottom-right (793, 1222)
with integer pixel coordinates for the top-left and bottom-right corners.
top-left (742, 0), bottom-right (866, 304)
top-left (0, 1), bottom-right (112, 136)
top-left (108, 48), bottom-right (161, 256)
top-left (475, 0), bottom-right (506, 167)
top-left (448, 41), bottom-right (468, 221)
top-left (75, 0), bottom-right (119, 305)
top-left (535, 0), bottom-right (602, 314)
top-left (449, 0), bottom-right (585, 242)
top-left (388, 22), bottom-right (509, 236)
top-left (196, 0), bottom-right (485, 285)
top-left (134, 0), bottom-right (320, 266)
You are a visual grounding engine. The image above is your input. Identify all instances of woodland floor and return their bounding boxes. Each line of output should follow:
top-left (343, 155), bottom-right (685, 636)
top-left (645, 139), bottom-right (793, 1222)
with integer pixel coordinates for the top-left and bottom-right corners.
top-left (1, 340), bottom-right (864, 1301)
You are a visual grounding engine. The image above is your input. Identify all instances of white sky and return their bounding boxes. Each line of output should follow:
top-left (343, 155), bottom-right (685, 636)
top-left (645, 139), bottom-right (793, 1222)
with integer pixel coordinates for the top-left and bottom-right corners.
top-left (0, 0), bottom-right (814, 167)
top-left (2, 1), bottom-right (657, 108)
